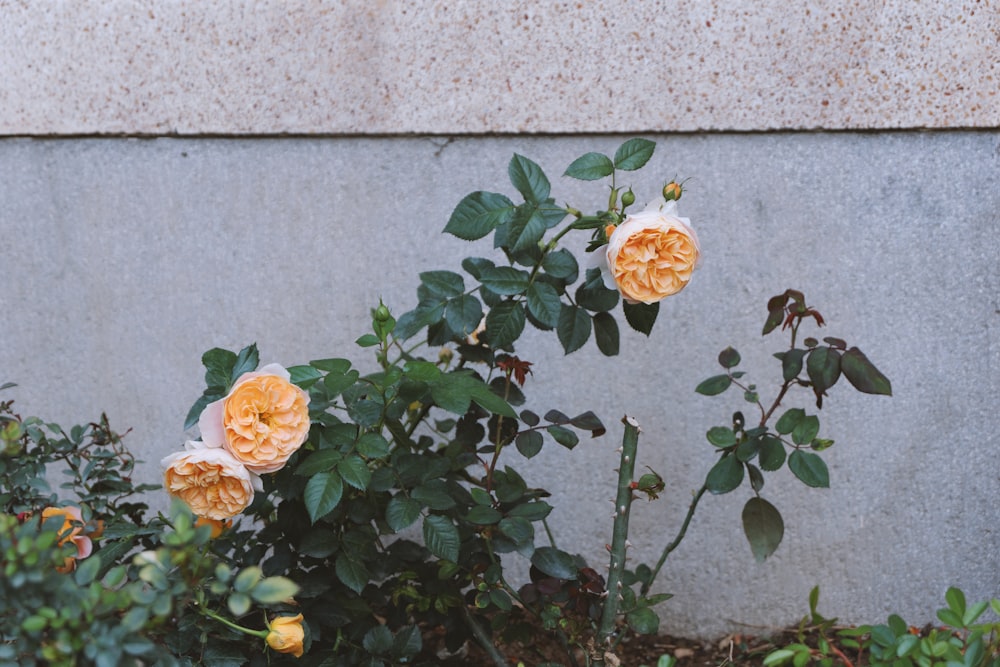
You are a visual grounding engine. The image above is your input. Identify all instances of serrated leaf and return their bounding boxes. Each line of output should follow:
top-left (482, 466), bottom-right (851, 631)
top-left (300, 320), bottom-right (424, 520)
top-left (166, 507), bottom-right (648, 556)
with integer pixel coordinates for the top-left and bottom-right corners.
top-left (480, 266), bottom-right (531, 296)
top-left (706, 426), bottom-right (737, 448)
top-left (696, 375), bottom-right (731, 396)
top-left (718, 347), bottom-right (741, 368)
top-left (557, 304), bottom-right (591, 354)
top-left (564, 152), bottom-right (615, 180)
top-left (294, 449), bottom-right (342, 476)
top-left (531, 546), bottom-right (576, 579)
top-left (791, 415), bottom-right (820, 445)
top-left (757, 436), bottom-right (786, 471)
top-left (841, 347), bottom-right (892, 396)
top-left (509, 153), bottom-right (551, 203)
top-left (444, 191), bottom-right (516, 240)
top-left (542, 249), bottom-right (579, 281)
top-left (230, 344), bottom-right (259, 384)
top-left (446, 294), bottom-right (484, 336)
top-left (485, 300), bottom-right (526, 350)
top-left (304, 471), bottom-right (343, 522)
top-left (466, 505), bottom-right (503, 525)
top-left (788, 450), bottom-right (829, 488)
top-left (623, 300), bottom-right (659, 335)
top-left (508, 501), bottom-right (552, 521)
top-left (250, 576), bottom-right (299, 604)
top-left (592, 312), bottom-right (620, 356)
top-left (386, 495), bottom-right (422, 532)
top-left (613, 138), bottom-right (656, 171)
top-left (391, 625), bottom-right (423, 659)
top-left (423, 515), bottom-right (460, 562)
top-left (742, 497), bottom-right (784, 562)
top-left (775, 408), bottom-right (805, 434)
top-left (527, 282), bottom-right (563, 328)
top-left (807, 347), bottom-right (842, 394)
top-left (357, 432), bottom-right (391, 458)
top-left (547, 425), bottom-right (579, 449)
top-left (420, 270), bottom-right (465, 298)
top-left (516, 430), bottom-right (543, 458)
top-left (706, 455), bottom-right (744, 494)
top-left (362, 624), bottom-right (393, 655)
top-left (337, 456), bottom-right (372, 490)
top-left (782, 348), bottom-right (807, 381)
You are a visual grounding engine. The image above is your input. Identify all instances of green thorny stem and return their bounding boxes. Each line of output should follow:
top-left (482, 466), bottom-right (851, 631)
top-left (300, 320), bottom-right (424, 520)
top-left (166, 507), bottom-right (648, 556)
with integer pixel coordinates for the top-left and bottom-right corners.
top-left (592, 416), bottom-right (640, 666)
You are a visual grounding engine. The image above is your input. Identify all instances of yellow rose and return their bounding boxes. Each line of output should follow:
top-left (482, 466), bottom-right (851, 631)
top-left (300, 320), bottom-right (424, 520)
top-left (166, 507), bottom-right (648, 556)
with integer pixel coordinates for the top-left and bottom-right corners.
top-left (162, 441), bottom-right (260, 519)
top-left (266, 613), bottom-right (305, 657)
top-left (41, 506), bottom-right (92, 572)
top-left (603, 199), bottom-right (700, 304)
top-left (199, 363), bottom-right (310, 474)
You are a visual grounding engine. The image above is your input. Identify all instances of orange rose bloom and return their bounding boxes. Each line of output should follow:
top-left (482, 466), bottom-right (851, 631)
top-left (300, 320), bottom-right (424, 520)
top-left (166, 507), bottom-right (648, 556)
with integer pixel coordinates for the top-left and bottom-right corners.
top-left (199, 364), bottom-right (310, 474)
top-left (162, 441), bottom-right (259, 519)
top-left (41, 506), bottom-right (93, 572)
top-left (266, 613), bottom-right (305, 657)
top-left (604, 200), bottom-right (700, 304)
top-left (195, 516), bottom-right (232, 538)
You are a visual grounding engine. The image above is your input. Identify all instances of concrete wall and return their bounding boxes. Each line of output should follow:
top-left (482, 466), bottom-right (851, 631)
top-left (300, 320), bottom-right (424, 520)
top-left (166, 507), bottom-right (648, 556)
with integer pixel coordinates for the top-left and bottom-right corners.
top-left (1, 1), bottom-right (998, 640)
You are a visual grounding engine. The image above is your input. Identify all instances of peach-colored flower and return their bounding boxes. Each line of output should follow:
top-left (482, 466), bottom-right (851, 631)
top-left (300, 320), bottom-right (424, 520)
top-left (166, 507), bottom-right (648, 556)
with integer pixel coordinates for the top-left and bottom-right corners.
top-left (41, 506), bottom-right (93, 572)
top-left (199, 363), bottom-right (310, 474)
top-left (602, 199), bottom-right (700, 304)
top-left (162, 441), bottom-right (261, 520)
top-left (266, 613), bottom-right (305, 657)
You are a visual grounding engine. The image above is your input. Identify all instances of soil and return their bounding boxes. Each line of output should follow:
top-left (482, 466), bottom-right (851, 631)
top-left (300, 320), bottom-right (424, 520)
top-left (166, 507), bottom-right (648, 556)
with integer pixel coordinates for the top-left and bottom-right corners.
top-left (426, 626), bottom-right (847, 667)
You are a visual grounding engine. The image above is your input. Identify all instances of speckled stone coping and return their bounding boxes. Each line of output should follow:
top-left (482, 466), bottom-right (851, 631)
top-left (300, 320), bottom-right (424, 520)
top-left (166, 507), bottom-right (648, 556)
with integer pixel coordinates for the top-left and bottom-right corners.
top-left (1, 1), bottom-right (997, 135)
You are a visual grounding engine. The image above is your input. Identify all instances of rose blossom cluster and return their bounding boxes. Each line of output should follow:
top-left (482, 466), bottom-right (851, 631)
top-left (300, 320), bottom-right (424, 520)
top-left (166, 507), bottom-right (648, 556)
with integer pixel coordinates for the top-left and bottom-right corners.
top-left (162, 364), bottom-right (310, 521)
top-left (599, 192), bottom-right (701, 304)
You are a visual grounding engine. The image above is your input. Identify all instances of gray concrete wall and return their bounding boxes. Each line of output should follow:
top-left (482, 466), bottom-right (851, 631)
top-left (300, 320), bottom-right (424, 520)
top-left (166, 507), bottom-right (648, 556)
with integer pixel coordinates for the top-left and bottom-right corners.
top-left (2, 134), bottom-right (998, 638)
top-left (2, 0), bottom-right (998, 641)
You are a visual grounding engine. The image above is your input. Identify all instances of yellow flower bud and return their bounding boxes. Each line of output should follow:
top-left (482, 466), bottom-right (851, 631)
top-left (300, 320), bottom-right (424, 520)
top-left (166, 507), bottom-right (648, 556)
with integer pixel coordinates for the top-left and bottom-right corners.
top-left (266, 613), bottom-right (305, 658)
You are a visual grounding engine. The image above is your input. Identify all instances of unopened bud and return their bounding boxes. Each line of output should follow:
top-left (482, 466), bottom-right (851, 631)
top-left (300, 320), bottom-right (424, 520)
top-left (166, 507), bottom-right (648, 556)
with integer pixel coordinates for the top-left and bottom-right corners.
top-left (621, 189), bottom-right (635, 207)
top-left (438, 347), bottom-right (454, 365)
top-left (374, 304), bottom-right (391, 322)
top-left (663, 181), bottom-right (683, 201)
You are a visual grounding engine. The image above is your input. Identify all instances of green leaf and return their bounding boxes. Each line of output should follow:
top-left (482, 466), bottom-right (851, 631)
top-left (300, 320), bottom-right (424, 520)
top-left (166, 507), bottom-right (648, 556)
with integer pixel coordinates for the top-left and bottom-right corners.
top-left (294, 449), bottom-right (342, 476)
top-left (386, 495), bottom-right (423, 532)
top-left (480, 266), bottom-right (531, 296)
top-left (356, 333), bottom-right (380, 347)
top-left (391, 625), bottom-right (423, 659)
top-left (564, 152), bottom-right (615, 180)
top-left (763, 649), bottom-right (796, 666)
top-left (363, 625), bottom-right (393, 655)
top-left (444, 191), bottom-right (516, 240)
top-left (592, 312), bottom-right (620, 356)
top-left (423, 515), bottom-right (460, 562)
top-left (807, 347), bottom-right (842, 394)
top-left (547, 425), bottom-right (579, 449)
top-left (508, 501), bottom-right (553, 521)
top-left (841, 347), bottom-right (892, 396)
top-left (706, 455), bottom-right (744, 494)
top-left (466, 505), bottom-right (503, 525)
top-left (781, 348), bottom-right (807, 381)
top-left (542, 249), bottom-right (579, 281)
top-left (498, 517), bottom-right (534, 545)
top-left (531, 546), bottom-right (577, 579)
top-left (742, 497), bottom-right (784, 562)
top-left (304, 471), bottom-right (344, 522)
top-left (202, 347), bottom-right (237, 388)
top-left (357, 432), bottom-right (391, 458)
top-left (576, 267), bottom-right (621, 312)
top-left (757, 436), bottom-right (786, 471)
top-left (791, 415), bottom-right (820, 445)
top-left (446, 294), bottom-right (484, 336)
top-left (485, 300), bottom-right (526, 350)
top-left (718, 347), bottom-right (741, 368)
top-left (509, 153), bottom-right (551, 203)
top-left (696, 375), bottom-right (731, 396)
top-left (516, 430), bottom-right (543, 458)
top-left (335, 552), bottom-right (369, 594)
top-left (557, 304), bottom-right (591, 354)
top-left (626, 607), bottom-right (660, 634)
top-left (227, 592), bottom-right (251, 617)
top-left (945, 586), bottom-right (967, 617)
top-left (501, 202), bottom-right (564, 253)
top-left (231, 344), bottom-right (259, 384)
top-left (420, 270), bottom-right (465, 299)
top-left (613, 138), bottom-right (656, 171)
top-left (526, 282), bottom-right (563, 328)
top-left (251, 576), bottom-right (299, 604)
top-left (73, 556), bottom-right (101, 586)
top-left (706, 426), bottom-right (737, 448)
top-left (623, 300), bottom-right (659, 335)
top-left (337, 456), bottom-right (372, 490)
top-left (775, 408), bottom-right (805, 434)
top-left (788, 450), bottom-right (829, 488)
top-left (468, 382), bottom-right (518, 419)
